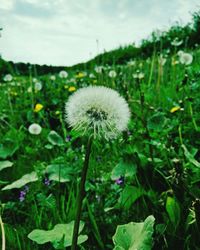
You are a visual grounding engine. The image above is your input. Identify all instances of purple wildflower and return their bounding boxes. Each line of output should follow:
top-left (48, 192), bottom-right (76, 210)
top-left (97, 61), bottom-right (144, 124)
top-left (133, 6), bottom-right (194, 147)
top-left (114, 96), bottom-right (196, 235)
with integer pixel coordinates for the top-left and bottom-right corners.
top-left (96, 156), bottom-right (102, 162)
top-left (127, 130), bottom-right (131, 136)
top-left (19, 187), bottom-right (28, 202)
top-left (44, 177), bottom-right (51, 186)
top-left (19, 191), bottom-right (26, 202)
top-left (115, 176), bottom-right (124, 185)
top-left (65, 135), bottom-right (71, 142)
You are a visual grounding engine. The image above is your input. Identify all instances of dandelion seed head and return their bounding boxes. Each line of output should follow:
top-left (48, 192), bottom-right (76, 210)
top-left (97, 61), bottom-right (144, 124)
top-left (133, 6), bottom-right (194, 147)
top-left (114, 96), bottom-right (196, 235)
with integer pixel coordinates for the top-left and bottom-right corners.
top-left (59, 70), bottom-right (68, 78)
top-left (34, 82), bottom-right (42, 92)
top-left (65, 86), bottom-right (130, 140)
top-left (178, 52), bottom-right (193, 65)
top-left (3, 74), bottom-right (13, 82)
top-left (108, 70), bottom-right (117, 78)
top-left (28, 123), bottom-right (42, 135)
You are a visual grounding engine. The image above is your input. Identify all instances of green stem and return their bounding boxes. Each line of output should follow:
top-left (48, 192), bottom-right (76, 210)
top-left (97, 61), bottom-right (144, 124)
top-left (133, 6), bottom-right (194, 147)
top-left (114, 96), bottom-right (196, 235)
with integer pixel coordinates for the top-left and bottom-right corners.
top-left (178, 125), bottom-right (183, 145)
top-left (189, 102), bottom-right (198, 131)
top-left (71, 137), bottom-right (92, 250)
top-left (0, 215), bottom-right (5, 250)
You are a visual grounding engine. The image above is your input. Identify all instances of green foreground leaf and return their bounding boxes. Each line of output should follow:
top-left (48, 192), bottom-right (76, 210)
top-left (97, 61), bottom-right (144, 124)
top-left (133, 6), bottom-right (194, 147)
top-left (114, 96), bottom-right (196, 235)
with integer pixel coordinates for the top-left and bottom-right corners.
top-left (28, 221), bottom-right (88, 249)
top-left (113, 215), bottom-right (155, 250)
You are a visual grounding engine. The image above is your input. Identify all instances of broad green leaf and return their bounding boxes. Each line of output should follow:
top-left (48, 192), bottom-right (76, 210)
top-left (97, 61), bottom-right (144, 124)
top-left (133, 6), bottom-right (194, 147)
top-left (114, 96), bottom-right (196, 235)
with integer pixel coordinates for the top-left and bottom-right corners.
top-left (28, 221), bottom-right (88, 249)
top-left (46, 164), bottom-right (74, 182)
top-left (182, 145), bottom-right (200, 168)
top-left (111, 161), bottom-right (137, 180)
top-left (113, 215), bottom-right (155, 250)
top-left (147, 112), bottom-right (167, 131)
top-left (166, 196), bottom-right (180, 228)
top-left (2, 171), bottom-right (38, 190)
top-left (0, 139), bottom-right (19, 159)
top-left (118, 186), bottom-right (144, 210)
top-left (48, 131), bottom-right (64, 146)
top-left (0, 161), bottom-right (13, 171)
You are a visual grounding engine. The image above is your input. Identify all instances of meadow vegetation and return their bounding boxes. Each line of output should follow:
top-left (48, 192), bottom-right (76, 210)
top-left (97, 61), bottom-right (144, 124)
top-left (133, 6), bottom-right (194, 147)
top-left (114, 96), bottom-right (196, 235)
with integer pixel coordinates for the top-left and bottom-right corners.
top-left (0, 10), bottom-right (200, 250)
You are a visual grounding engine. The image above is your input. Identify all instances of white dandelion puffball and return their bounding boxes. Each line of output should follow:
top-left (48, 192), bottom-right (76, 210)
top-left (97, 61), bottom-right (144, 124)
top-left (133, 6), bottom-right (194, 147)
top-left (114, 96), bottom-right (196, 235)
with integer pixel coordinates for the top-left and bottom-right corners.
top-left (34, 82), bottom-right (42, 91)
top-left (4, 74), bottom-right (13, 82)
top-left (28, 123), bottom-right (42, 135)
top-left (178, 52), bottom-right (193, 65)
top-left (59, 70), bottom-right (68, 78)
top-left (65, 86), bottom-right (130, 140)
top-left (108, 70), bottom-right (117, 78)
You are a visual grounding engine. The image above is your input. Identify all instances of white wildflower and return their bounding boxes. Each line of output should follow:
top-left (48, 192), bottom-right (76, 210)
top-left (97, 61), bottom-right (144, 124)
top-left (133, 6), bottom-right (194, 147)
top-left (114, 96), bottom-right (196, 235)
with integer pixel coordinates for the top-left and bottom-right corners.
top-left (158, 55), bottom-right (167, 66)
top-left (127, 60), bottom-right (136, 66)
top-left (89, 73), bottom-right (95, 78)
top-left (28, 123), bottom-right (42, 135)
top-left (133, 72), bottom-right (144, 79)
top-left (177, 50), bottom-right (184, 57)
top-left (95, 66), bottom-right (104, 73)
top-left (65, 86), bottom-right (130, 140)
top-left (171, 38), bottom-right (183, 46)
top-left (33, 78), bottom-right (38, 83)
top-left (108, 70), bottom-right (117, 78)
top-left (4, 74), bottom-right (13, 82)
top-left (34, 82), bottom-right (42, 92)
top-left (50, 75), bottom-right (56, 81)
top-left (59, 70), bottom-right (68, 78)
top-left (27, 87), bottom-right (32, 93)
top-left (132, 73), bottom-right (138, 79)
top-left (178, 51), bottom-right (193, 65)
top-left (138, 72), bottom-right (145, 79)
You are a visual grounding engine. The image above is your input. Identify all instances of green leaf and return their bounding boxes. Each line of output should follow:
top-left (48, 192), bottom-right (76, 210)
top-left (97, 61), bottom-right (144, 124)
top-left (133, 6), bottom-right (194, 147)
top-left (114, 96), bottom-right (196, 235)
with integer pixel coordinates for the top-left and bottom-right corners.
top-left (147, 112), bottom-right (167, 132)
top-left (36, 193), bottom-right (56, 209)
top-left (46, 164), bottom-right (74, 183)
top-left (0, 139), bottom-right (19, 159)
top-left (28, 221), bottom-right (88, 249)
top-left (2, 171), bottom-right (38, 190)
top-left (0, 161), bottom-right (13, 171)
top-left (182, 144), bottom-right (200, 168)
top-left (111, 161), bottom-right (137, 180)
top-left (113, 215), bottom-right (155, 250)
top-left (118, 186), bottom-right (144, 210)
top-left (166, 196), bottom-right (180, 228)
top-left (47, 131), bottom-right (64, 146)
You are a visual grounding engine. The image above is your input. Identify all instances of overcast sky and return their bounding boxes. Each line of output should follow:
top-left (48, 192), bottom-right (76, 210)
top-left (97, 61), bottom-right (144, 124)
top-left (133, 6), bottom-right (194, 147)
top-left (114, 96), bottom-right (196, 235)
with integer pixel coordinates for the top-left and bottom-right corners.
top-left (0, 0), bottom-right (199, 66)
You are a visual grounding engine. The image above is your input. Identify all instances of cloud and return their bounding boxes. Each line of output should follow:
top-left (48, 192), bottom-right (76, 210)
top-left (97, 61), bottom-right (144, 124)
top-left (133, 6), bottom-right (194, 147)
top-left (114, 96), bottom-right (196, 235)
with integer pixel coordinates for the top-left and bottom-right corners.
top-left (0, 0), bottom-right (14, 11)
top-left (0, 0), bottom-right (199, 66)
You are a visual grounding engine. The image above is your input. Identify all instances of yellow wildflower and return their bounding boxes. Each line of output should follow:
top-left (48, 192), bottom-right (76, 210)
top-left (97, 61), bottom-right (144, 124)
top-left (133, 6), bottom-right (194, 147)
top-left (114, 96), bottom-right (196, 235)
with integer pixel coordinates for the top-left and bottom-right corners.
top-left (76, 72), bottom-right (85, 78)
top-left (34, 103), bottom-right (43, 112)
top-left (170, 106), bottom-right (180, 113)
top-left (10, 91), bottom-right (18, 96)
top-left (68, 86), bottom-right (76, 92)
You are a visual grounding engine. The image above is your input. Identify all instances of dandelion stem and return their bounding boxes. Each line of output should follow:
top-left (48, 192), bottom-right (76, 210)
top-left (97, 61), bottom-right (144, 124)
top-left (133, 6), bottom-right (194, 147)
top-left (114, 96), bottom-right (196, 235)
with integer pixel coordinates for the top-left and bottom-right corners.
top-left (0, 215), bottom-right (6, 250)
top-left (71, 137), bottom-right (92, 250)
top-left (189, 102), bottom-right (198, 131)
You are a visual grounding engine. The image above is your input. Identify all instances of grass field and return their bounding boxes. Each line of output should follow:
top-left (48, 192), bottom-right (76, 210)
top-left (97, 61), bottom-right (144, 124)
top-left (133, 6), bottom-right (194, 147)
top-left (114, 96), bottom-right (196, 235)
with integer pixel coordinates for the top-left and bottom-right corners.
top-left (0, 38), bottom-right (200, 249)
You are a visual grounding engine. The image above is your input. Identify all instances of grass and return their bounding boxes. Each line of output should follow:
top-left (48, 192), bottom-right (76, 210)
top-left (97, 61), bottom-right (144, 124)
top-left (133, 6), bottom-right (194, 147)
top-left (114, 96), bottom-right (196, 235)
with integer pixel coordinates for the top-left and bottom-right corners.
top-left (0, 42), bottom-right (200, 249)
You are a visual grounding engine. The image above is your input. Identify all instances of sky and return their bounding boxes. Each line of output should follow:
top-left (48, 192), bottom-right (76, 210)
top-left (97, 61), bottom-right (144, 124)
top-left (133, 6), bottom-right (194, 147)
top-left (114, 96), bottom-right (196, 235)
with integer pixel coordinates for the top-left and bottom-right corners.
top-left (0, 0), bottom-right (200, 66)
